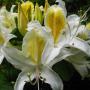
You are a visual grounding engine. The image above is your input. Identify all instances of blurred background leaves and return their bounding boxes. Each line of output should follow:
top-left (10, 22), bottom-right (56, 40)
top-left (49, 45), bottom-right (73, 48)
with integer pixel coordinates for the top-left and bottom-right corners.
top-left (0, 0), bottom-right (90, 21)
top-left (0, 59), bottom-right (20, 90)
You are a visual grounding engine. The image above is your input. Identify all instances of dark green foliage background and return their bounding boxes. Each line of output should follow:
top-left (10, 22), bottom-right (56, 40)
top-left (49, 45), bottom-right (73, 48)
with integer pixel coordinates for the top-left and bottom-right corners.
top-left (0, 0), bottom-right (90, 90)
top-left (0, 0), bottom-right (90, 21)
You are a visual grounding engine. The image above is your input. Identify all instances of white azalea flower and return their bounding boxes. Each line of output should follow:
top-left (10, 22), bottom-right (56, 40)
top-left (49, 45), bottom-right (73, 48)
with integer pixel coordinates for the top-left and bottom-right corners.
top-left (44, 3), bottom-right (90, 66)
top-left (0, 5), bottom-right (16, 64)
top-left (44, 3), bottom-right (90, 79)
top-left (2, 21), bottom-right (64, 90)
top-left (0, 26), bottom-right (15, 64)
top-left (0, 6), bottom-right (17, 33)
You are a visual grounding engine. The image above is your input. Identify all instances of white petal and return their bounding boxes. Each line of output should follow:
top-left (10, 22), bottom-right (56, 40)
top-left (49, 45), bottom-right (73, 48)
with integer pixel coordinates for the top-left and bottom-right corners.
top-left (24, 22), bottom-right (54, 64)
top-left (41, 66), bottom-right (63, 90)
top-left (2, 47), bottom-right (35, 71)
top-left (45, 46), bottom-right (61, 65)
top-left (0, 51), bottom-right (4, 64)
top-left (48, 47), bottom-right (80, 67)
top-left (3, 34), bottom-right (16, 46)
top-left (67, 14), bottom-right (80, 29)
top-left (66, 51), bottom-right (89, 78)
top-left (45, 38), bottom-right (70, 65)
top-left (77, 25), bottom-right (86, 34)
top-left (27, 21), bottom-right (53, 43)
top-left (10, 5), bottom-right (16, 13)
top-left (56, 0), bottom-right (67, 16)
top-left (67, 14), bottom-right (80, 37)
top-left (66, 51), bottom-right (88, 64)
top-left (73, 64), bottom-right (88, 78)
top-left (0, 16), bottom-right (4, 21)
top-left (41, 37), bottom-right (54, 64)
top-left (27, 21), bottom-right (42, 32)
top-left (14, 72), bottom-right (29, 90)
top-left (69, 37), bottom-right (90, 56)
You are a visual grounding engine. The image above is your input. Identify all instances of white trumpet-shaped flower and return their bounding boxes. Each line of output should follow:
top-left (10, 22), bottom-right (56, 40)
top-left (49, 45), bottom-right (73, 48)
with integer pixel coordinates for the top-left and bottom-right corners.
top-left (44, 1), bottom-right (90, 78)
top-left (0, 6), bottom-right (17, 33)
top-left (0, 6), bottom-right (16, 64)
top-left (0, 26), bottom-right (15, 64)
top-left (2, 21), bottom-right (65, 90)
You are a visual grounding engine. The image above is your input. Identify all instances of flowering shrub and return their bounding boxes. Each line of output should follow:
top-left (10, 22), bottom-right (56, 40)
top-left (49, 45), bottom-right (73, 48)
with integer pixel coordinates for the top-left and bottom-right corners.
top-left (0, 0), bottom-right (90, 90)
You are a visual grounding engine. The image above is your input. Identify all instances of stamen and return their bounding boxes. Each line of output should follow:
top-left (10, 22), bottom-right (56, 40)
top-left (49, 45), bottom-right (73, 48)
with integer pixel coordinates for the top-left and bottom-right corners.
top-left (27, 73), bottom-right (37, 85)
top-left (80, 7), bottom-right (90, 22)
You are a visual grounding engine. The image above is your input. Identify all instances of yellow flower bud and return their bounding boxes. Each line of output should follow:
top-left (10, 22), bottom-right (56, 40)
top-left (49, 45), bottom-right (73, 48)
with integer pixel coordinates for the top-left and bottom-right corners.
top-left (18, 1), bottom-right (34, 36)
top-left (86, 23), bottom-right (90, 30)
top-left (44, 0), bottom-right (50, 16)
top-left (35, 3), bottom-right (43, 24)
top-left (45, 5), bottom-right (66, 44)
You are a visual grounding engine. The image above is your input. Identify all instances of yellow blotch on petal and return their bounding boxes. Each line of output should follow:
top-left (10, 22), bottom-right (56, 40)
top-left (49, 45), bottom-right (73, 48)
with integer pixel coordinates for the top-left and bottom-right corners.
top-left (18, 1), bottom-right (34, 36)
top-left (3, 16), bottom-right (16, 32)
top-left (86, 23), bottom-right (90, 30)
top-left (45, 5), bottom-right (66, 44)
top-left (23, 30), bottom-right (46, 64)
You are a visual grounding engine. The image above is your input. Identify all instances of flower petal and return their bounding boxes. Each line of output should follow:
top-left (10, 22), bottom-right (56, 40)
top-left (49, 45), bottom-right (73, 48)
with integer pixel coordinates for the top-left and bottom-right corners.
top-left (41, 66), bottom-right (63, 90)
top-left (69, 37), bottom-right (90, 56)
top-left (2, 47), bottom-right (35, 71)
top-left (67, 14), bottom-right (80, 29)
top-left (23, 21), bottom-right (53, 64)
top-left (14, 72), bottom-right (29, 90)
top-left (66, 52), bottom-right (89, 78)
top-left (18, 1), bottom-right (34, 36)
top-left (45, 5), bottom-right (66, 44)
top-left (67, 14), bottom-right (80, 37)
top-left (73, 64), bottom-right (88, 78)
top-left (0, 51), bottom-right (4, 64)
top-left (56, 0), bottom-right (67, 16)
top-left (27, 21), bottom-right (42, 32)
top-left (77, 25), bottom-right (88, 40)
top-left (0, 6), bottom-right (16, 32)
top-left (48, 47), bottom-right (80, 67)
top-left (10, 5), bottom-right (16, 13)
top-left (35, 3), bottom-right (43, 24)
top-left (44, 35), bottom-right (71, 66)
top-left (45, 46), bottom-right (61, 65)
top-left (41, 40), bottom-right (53, 64)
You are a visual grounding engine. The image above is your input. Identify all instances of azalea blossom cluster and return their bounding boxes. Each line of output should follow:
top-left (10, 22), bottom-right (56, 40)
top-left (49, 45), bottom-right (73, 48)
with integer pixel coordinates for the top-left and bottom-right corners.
top-left (0, 0), bottom-right (90, 90)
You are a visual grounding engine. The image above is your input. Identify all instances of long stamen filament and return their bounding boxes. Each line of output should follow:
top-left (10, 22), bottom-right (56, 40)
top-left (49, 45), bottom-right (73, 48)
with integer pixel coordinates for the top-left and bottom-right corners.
top-left (80, 7), bottom-right (90, 21)
top-left (36, 66), bottom-right (40, 90)
top-left (38, 79), bottom-right (40, 90)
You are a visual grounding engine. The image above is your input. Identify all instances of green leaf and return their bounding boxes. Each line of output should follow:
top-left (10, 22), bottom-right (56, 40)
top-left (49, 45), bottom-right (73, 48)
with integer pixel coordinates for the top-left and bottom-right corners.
top-left (0, 69), bottom-right (13, 90)
top-left (0, 60), bottom-right (20, 90)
